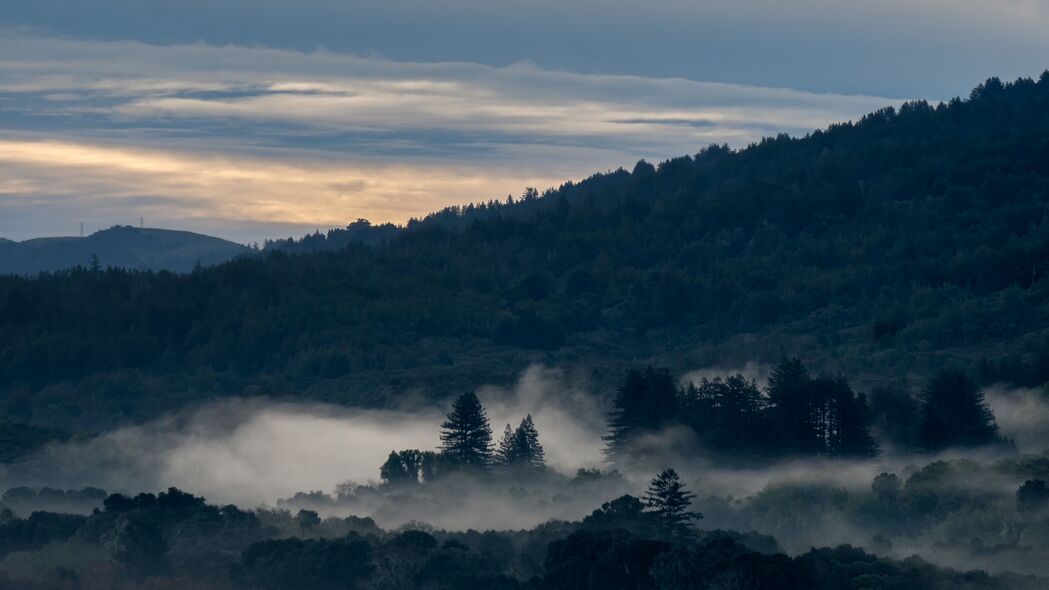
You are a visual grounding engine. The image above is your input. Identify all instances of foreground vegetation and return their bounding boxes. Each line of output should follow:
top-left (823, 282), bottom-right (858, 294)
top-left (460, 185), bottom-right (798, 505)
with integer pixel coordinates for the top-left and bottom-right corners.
top-left (5, 456), bottom-right (1049, 589)
top-left (3, 382), bottom-right (1049, 588)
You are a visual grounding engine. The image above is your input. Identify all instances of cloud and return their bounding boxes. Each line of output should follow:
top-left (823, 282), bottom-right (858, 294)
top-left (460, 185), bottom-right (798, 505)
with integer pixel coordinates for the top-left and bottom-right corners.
top-left (0, 33), bottom-right (900, 242)
top-left (2, 0), bottom-right (1047, 97)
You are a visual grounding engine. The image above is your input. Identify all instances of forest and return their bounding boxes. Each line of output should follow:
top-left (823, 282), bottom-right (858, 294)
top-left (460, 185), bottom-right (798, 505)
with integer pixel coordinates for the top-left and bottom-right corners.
top-left (2, 74), bottom-right (1049, 438)
top-left (3, 73), bottom-right (1049, 588)
top-left (3, 366), bottom-right (1049, 589)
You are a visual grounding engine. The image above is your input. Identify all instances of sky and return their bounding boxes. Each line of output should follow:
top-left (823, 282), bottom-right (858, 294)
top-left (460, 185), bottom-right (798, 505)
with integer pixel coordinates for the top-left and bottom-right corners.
top-left (1, 1), bottom-right (1048, 243)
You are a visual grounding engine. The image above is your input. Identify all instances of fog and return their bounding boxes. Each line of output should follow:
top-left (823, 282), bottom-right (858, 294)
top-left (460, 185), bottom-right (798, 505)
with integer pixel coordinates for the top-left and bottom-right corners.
top-left (0, 366), bottom-right (608, 511)
top-left (986, 385), bottom-right (1049, 452)
top-left (5, 366), bottom-right (1049, 575)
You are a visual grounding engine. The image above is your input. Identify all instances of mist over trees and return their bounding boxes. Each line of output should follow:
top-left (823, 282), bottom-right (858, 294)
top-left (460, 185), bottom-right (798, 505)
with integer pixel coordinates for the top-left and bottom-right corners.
top-left (2, 72), bottom-right (1049, 588)
top-left (2, 369), bottom-right (1049, 587)
top-left (5, 450), bottom-right (1049, 588)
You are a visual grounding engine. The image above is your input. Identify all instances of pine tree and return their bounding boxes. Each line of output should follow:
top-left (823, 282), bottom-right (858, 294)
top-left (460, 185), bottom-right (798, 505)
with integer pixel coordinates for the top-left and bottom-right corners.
top-left (511, 415), bottom-right (546, 472)
top-left (682, 374), bottom-right (765, 455)
top-left (495, 423), bottom-right (517, 466)
top-left (439, 392), bottom-right (493, 470)
top-left (604, 367), bottom-right (679, 460)
top-left (810, 375), bottom-right (878, 458)
top-left (643, 468), bottom-right (701, 538)
top-left (766, 358), bottom-right (818, 455)
top-left (918, 370), bottom-right (1000, 451)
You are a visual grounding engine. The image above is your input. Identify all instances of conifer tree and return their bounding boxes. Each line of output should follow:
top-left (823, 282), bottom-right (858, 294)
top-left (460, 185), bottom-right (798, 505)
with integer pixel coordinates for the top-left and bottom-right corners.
top-left (766, 358), bottom-right (818, 455)
top-left (495, 423), bottom-right (517, 466)
top-left (918, 370), bottom-right (999, 451)
top-left (511, 414), bottom-right (546, 472)
top-left (643, 468), bottom-right (701, 538)
top-left (439, 392), bottom-right (493, 470)
top-left (604, 367), bottom-right (679, 460)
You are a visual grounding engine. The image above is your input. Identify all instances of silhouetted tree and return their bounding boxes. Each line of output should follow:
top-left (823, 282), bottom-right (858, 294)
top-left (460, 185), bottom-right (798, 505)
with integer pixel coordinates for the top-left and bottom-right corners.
top-left (495, 424), bottom-right (516, 466)
top-left (1017, 479), bottom-right (1049, 513)
top-left (918, 370), bottom-right (1000, 451)
top-left (643, 468), bottom-right (701, 538)
top-left (510, 414), bottom-right (546, 472)
top-left (871, 473), bottom-right (902, 503)
top-left (604, 368), bottom-right (679, 460)
top-left (682, 374), bottom-right (765, 455)
top-left (766, 359), bottom-right (818, 455)
top-left (296, 509), bottom-right (321, 529)
top-left (818, 376), bottom-right (878, 458)
top-left (868, 386), bottom-right (921, 450)
top-left (380, 451), bottom-right (423, 486)
top-left (439, 393), bottom-right (493, 470)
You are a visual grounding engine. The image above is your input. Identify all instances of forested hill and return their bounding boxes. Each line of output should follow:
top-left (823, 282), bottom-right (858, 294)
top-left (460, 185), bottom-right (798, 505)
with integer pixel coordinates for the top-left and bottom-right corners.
top-left (0, 226), bottom-right (251, 276)
top-left (4, 73), bottom-right (1049, 431)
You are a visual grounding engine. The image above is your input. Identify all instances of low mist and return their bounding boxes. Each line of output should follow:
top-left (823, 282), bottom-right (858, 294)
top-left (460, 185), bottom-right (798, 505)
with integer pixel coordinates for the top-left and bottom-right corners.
top-left (0, 366), bottom-right (608, 510)
top-left (6, 365), bottom-right (1049, 576)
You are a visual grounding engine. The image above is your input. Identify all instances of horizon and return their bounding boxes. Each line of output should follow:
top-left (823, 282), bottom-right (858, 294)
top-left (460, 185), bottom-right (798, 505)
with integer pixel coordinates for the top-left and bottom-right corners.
top-left (2, 71), bottom-right (1044, 247)
top-left (3, 1), bottom-right (1048, 243)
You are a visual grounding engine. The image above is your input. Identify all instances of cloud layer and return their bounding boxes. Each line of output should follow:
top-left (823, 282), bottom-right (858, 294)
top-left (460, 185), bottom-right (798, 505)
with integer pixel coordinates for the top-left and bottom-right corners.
top-left (0, 34), bottom-right (901, 242)
top-left (3, 0), bottom-right (1047, 97)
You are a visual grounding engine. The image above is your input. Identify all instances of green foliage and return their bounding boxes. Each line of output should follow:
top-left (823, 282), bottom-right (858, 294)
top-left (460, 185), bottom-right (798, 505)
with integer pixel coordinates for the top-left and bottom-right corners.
top-left (6, 75), bottom-right (1049, 430)
top-left (604, 368), bottom-right (678, 460)
top-left (1, 469), bottom-right (1048, 589)
top-left (643, 469), bottom-right (701, 539)
top-left (609, 360), bottom-right (879, 461)
top-left (496, 415), bottom-right (547, 474)
top-left (439, 393), bottom-right (494, 471)
top-left (235, 534), bottom-right (374, 590)
top-left (1017, 479), bottom-right (1049, 513)
top-left (918, 370), bottom-right (1001, 451)
top-left (0, 422), bottom-right (69, 463)
top-left (682, 374), bottom-right (765, 456)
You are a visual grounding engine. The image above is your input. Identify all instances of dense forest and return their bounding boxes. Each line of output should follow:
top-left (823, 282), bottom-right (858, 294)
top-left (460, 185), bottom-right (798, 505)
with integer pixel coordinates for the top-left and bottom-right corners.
top-left (3, 74), bottom-right (1049, 434)
top-left (6, 481), bottom-right (1046, 590)
top-left (3, 384), bottom-right (1049, 589)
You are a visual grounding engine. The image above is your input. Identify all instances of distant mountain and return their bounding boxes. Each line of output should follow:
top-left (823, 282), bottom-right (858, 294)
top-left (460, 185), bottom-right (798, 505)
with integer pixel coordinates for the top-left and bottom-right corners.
top-left (0, 226), bottom-right (251, 276)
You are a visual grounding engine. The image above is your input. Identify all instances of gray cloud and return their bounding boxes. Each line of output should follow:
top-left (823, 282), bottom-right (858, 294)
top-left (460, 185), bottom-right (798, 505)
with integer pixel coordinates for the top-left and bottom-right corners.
top-left (0, 34), bottom-right (899, 242)
top-left (2, 0), bottom-right (1047, 97)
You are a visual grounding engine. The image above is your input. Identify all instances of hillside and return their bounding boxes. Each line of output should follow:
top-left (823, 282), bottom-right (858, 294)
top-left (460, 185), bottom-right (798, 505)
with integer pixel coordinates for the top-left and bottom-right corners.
top-left (2, 73), bottom-right (1049, 431)
top-left (0, 226), bottom-right (251, 276)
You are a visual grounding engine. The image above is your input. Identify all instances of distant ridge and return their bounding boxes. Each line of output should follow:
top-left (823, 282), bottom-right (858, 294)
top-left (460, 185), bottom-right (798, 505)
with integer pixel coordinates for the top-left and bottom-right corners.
top-left (0, 226), bottom-right (251, 276)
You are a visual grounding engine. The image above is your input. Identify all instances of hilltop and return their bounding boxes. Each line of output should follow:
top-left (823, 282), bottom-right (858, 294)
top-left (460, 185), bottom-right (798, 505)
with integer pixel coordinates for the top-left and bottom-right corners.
top-left (2, 73), bottom-right (1049, 431)
top-left (0, 226), bottom-right (251, 276)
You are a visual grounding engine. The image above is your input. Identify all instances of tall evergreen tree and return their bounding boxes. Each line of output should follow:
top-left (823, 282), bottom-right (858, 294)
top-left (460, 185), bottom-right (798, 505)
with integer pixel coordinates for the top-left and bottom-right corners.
top-left (817, 376), bottom-right (878, 458)
top-left (766, 358), bottom-right (818, 455)
top-left (682, 374), bottom-right (765, 455)
top-left (918, 370), bottom-right (1000, 451)
top-left (495, 423), bottom-right (516, 466)
top-left (439, 392), bottom-right (493, 469)
top-left (604, 368), bottom-right (679, 460)
top-left (510, 414), bottom-right (546, 472)
top-left (643, 468), bottom-right (701, 538)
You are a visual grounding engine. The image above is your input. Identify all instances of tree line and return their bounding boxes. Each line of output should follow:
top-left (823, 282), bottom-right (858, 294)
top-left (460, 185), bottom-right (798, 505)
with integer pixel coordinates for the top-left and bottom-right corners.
top-left (3, 74), bottom-right (1049, 433)
top-left (381, 359), bottom-right (1003, 486)
top-left (605, 360), bottom-right (1004, 461)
